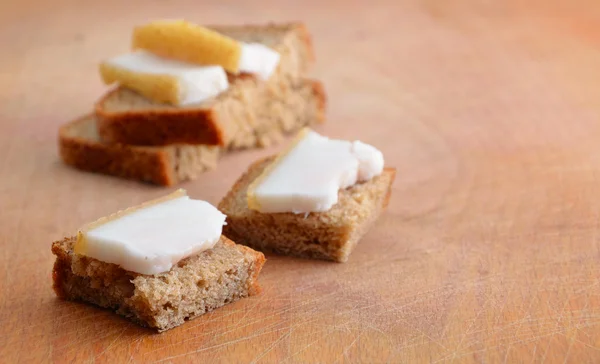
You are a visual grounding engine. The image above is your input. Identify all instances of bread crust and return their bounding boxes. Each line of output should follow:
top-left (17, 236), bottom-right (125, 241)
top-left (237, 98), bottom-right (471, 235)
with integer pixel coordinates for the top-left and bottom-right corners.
top-left (311, 80), bottom-right (327, 124)
top-left (96, 90), bottom-right (224, 146)
top-left (58, 118), bottom-right (176, 185)
top-left (96, 22), bottom-right (315, 147)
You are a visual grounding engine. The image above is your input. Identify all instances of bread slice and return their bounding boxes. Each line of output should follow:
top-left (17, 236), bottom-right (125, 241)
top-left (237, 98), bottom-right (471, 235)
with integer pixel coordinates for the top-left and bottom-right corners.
top-left (59, 114), bottom-right (220, 186)
top-left (218, 157), bottom-right (396, 262)
top-left (52, 235), bottom-right (265, 332)
top-left (96, 22), bottom-right (315, 147)
top-left (59, 79), bottom-right (325, 186)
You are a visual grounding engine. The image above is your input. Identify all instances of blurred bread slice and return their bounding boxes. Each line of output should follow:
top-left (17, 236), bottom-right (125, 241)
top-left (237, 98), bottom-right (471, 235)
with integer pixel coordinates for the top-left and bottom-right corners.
top-left (96, 22), bottom-right (315, 147)
top-left (58, 114), bottom-right (219, 186)
top-left (59, 79), bottom-right (325, 185)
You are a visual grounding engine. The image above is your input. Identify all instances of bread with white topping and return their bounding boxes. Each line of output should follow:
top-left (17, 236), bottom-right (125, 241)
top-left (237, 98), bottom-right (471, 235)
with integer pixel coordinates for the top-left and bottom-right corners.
top-left (59, 78), bottom-right (325, 185)
top-left (96, 22), bottom-right (315, 147)
top-left (218, 156), bottom-right (396, 262)
top-left (52, 235), bottom-right (265, 332)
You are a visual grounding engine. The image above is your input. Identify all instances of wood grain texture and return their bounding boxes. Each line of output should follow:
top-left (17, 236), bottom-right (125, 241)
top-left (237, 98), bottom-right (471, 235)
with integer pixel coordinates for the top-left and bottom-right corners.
top-left (2, 0), bottom-right (600, 362)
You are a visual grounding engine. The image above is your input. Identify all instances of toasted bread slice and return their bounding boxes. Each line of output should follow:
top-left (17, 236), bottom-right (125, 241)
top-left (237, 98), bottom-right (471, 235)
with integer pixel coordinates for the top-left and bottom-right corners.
top-left (52, 235), bottom-right (265, 332)
top-left (96, 23), bottom-right (314, 147)
top-left (58, 114), bottom-right (220, 186)
top-left (60, 79), bottom-right (325, 186)
top-left (218, 157), bottom-right (396, 262)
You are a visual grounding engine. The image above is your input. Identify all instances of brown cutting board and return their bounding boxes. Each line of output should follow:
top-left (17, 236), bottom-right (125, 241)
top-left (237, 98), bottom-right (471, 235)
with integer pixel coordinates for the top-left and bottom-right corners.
top-left (2, 0), bottom-right (600, 362)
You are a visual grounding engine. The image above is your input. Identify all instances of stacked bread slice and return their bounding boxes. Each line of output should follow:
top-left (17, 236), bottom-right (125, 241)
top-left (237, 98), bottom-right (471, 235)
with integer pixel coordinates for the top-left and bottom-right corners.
top-left (59, 22), bottom-right (325, 185)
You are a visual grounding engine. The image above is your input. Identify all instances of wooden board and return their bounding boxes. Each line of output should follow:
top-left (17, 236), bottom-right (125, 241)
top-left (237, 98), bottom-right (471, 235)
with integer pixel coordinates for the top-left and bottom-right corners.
top-left (2, 0), bottom-right (600, 362)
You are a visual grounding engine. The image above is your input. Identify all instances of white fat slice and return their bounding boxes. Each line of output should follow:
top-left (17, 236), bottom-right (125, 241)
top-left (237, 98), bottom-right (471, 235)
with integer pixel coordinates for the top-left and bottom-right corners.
top-left (239, 43), bottom-right (281, 80)
top-left (247, 129), bottom-right (385, 214)
top-left (75, 189), bottom-right (226, 275)
top-left (100, 51), bottom-right (229, 105)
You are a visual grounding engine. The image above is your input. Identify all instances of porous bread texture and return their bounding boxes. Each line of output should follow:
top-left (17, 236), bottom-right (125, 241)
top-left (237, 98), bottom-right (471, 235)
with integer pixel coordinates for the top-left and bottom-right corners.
top-left (52, 236), bottom-right (265, 332)
top-left (218, 157), bottom-right (396, 262)
top-left (58, 114), bottom-right (219, 186)
top-left (96, 22), bottom-right (315, 147)
top-left (59, 79), bottom-right (325, 185)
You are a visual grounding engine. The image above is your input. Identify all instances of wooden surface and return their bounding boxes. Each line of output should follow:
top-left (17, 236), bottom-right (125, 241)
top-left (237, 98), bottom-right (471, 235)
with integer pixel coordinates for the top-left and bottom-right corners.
top-left (2, 0), bottom-right (600, 362)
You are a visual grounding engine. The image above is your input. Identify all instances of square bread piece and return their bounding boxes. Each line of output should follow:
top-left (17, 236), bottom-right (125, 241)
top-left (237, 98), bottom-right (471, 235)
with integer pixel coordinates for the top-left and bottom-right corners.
top-left (59, 79), bottom-right (325, 186)
top-left (218, 157), bottom-right (396, 262)
top-left (96, 22), bottom-right (315, 148)
top-left (52, 235), bottom-right (265, 332)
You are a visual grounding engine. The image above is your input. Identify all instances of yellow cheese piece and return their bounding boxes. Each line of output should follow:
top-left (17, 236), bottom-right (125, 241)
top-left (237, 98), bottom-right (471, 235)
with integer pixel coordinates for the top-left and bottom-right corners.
top-left (247, 128), bottom-right (310, 210)
top-left (100, 61), bottom-right (180, 105)
top-left (132, 20), bottom-right (242, 73)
